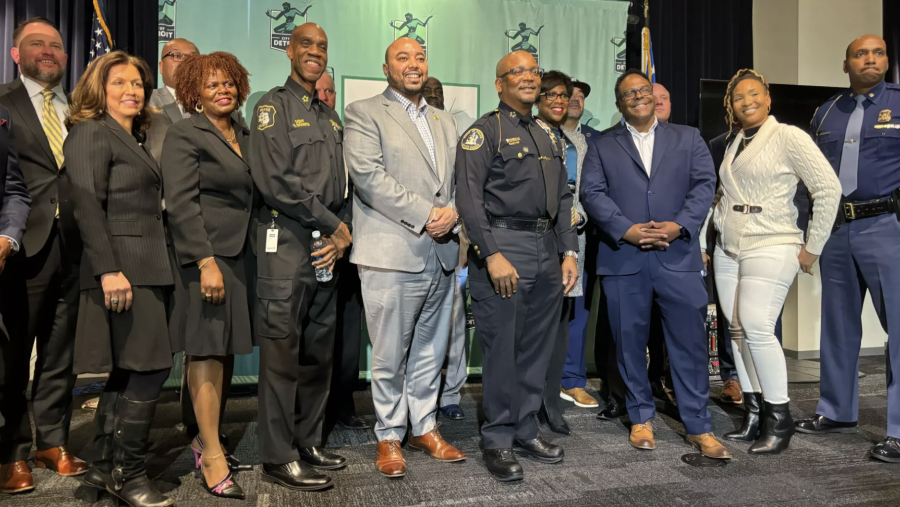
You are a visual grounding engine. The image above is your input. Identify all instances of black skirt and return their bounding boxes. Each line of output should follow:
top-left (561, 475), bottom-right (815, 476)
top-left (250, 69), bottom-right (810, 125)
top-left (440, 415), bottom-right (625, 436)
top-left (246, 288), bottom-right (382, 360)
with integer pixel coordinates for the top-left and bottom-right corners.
top-left (74, 285), bottom-right (176, 374)
top-left (169, 246), bottom-right (255, 357)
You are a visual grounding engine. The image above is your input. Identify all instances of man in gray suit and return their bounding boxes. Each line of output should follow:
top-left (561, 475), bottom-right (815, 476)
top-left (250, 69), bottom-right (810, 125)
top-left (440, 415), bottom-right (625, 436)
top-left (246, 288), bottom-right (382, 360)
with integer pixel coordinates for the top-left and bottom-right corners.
top-left (344, 38), bottom-right (466, 479)
top-left (148, 38), bottom-right (198, 123)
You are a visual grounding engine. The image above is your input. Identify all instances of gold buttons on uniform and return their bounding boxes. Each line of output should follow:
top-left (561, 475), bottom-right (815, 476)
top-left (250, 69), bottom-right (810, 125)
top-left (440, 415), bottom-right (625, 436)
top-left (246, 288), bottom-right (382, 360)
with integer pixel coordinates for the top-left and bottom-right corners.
top-left (518, 153), bottom-right (522, 158)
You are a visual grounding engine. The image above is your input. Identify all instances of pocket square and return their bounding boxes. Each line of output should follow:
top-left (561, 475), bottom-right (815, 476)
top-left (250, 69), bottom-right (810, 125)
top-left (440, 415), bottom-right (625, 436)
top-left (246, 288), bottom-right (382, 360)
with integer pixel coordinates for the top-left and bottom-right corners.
top-left (0, 119), bottom-right (7, 128)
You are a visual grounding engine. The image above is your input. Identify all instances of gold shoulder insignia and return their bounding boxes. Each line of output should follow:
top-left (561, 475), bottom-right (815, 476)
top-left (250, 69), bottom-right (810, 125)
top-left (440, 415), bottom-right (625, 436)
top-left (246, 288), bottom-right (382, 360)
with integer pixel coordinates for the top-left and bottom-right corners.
top-left (330, 119), bottom-right (342, 131)
top-left (256, 105), bottom-right (276, 131)
top-left (462, 128), bottom-right (485, 151)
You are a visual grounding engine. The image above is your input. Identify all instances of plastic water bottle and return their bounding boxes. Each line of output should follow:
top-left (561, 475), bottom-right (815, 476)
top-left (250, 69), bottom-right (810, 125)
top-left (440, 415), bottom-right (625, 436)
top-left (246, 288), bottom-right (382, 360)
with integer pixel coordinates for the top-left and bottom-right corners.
top-left (311, 231), bottom-right (333, 282)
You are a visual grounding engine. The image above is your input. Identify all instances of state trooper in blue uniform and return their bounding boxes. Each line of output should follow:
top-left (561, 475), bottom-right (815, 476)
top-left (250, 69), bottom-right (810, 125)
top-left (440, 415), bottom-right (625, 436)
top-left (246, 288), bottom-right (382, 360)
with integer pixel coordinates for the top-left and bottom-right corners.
top-left (795, 35), bottom-right (900, 462)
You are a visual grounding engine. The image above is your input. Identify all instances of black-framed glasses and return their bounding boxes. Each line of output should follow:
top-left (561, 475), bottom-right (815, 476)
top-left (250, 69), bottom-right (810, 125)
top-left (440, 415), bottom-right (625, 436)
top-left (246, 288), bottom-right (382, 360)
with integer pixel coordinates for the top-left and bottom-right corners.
top-left (498, 67), bottom-right (544, 79)
top-left (617, 85), bottom-right (653, 101)
top-left (540, 91), bottom-right (571, 101)
top-left (162, 50), bottom-right (196, 61)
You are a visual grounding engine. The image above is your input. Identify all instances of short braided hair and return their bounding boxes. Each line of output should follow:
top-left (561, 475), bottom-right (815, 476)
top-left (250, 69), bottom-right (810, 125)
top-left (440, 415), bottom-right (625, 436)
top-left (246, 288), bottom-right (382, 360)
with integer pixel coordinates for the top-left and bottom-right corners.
top-left (174, 51), bottom-right (250, 114)
top-left (723, 68), bottom-right (769, 138)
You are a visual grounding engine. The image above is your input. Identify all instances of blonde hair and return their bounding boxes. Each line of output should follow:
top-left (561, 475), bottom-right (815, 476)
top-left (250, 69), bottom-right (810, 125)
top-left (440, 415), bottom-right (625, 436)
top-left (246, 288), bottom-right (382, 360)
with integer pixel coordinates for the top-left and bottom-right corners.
top-left (723, 68), bottom-right (770, 139)
top-left (66, 50), bottom-right (156, 133)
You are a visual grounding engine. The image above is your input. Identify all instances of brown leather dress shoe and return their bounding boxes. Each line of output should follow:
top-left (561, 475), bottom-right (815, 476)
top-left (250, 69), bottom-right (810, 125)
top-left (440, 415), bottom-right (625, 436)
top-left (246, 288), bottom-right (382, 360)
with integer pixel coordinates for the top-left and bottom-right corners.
top-left (408, 429), bottom-right (466, 462)
top-left (34, 446), bottom-right (89, 477)
top-left (0, 460), bottom-right (35, 494)
top-left (376, 440), bottom-right (406, 478)
top-left (629, 422), bottom-right (656, 450)
top-left (720, 379), bottom-right (744, 405)
top-left (685, 433), bottom-right (733, 459)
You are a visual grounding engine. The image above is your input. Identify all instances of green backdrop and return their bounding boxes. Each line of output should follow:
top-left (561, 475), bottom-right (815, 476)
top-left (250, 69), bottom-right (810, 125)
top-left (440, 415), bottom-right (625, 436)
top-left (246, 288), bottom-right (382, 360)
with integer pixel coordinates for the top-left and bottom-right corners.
top-left (162, 0), bottom-right (627, 385)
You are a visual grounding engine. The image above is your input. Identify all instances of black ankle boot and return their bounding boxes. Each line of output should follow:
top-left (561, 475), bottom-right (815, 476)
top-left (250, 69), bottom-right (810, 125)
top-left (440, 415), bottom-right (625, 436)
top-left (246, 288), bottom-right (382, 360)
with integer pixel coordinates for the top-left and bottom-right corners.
top-left (724, 392), bottom-right (761, 442)
top-left (75, 392), bottom-right (119, 503)
top-left (749, 401), bottom-right (794, 455)
top-left (108, 397), bottom-right (174, 507)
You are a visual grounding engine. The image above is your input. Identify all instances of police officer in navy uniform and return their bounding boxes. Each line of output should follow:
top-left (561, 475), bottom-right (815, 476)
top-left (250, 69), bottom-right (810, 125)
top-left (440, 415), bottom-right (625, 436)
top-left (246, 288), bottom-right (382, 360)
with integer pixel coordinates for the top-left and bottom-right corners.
top-left (795, 35), bottom-right (900, 462)
top-left (248, 23), bottom-right (351, 490)
top-left (455, 50), bottom-right (578, 482)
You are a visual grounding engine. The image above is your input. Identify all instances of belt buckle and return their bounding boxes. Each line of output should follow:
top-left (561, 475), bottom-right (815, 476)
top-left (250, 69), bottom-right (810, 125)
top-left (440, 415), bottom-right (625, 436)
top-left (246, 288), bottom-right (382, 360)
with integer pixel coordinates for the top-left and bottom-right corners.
top-left (843, 202), bottom-right (856, 220)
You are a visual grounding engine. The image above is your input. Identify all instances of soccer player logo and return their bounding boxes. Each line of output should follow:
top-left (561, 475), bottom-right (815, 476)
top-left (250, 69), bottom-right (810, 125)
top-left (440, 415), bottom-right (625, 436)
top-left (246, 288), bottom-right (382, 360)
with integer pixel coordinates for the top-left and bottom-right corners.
top-left (506, 22), bottom-right (543, 66)
top-left (390, 12), bottom-right (432, 59)
top-left (611, 31), bottom-right (626, 74)
top-left (267, 2), bottom-right (311, 52)
top-left (158, 0), bottom-right (176, 43)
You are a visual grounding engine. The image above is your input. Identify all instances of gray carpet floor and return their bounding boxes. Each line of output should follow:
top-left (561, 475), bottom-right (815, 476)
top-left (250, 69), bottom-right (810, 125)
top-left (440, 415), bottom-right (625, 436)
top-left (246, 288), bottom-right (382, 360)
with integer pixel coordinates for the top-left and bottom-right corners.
top-left (3, 356), bottom-right (900, 507)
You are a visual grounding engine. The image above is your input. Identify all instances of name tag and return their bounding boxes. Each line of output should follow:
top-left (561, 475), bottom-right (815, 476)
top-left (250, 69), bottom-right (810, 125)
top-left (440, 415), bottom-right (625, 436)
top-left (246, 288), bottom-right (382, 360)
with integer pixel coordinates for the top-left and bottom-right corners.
top-left (265, 229), bottom-right (278, 253)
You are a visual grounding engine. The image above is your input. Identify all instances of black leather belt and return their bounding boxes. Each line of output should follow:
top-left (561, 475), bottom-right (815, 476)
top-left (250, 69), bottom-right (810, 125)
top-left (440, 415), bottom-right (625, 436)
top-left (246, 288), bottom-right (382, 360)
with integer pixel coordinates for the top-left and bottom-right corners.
top-left (841, 196), bottom-right (895, 221)
top-left (488, 215), bottom-right (552, 233)
top-left (733, 204), bottom-right (763, 214)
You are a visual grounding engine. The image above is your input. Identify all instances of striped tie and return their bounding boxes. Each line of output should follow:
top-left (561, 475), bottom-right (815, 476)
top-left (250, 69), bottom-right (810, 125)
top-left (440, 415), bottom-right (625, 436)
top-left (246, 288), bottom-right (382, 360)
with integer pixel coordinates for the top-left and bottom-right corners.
top-left (41, 89), bottom-right (65, 169)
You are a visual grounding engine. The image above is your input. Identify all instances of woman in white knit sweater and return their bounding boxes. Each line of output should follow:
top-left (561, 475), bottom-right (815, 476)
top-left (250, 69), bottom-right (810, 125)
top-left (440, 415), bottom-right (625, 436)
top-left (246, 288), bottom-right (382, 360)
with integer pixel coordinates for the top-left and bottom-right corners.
top-left (706, 69), bottom-right (841, 454)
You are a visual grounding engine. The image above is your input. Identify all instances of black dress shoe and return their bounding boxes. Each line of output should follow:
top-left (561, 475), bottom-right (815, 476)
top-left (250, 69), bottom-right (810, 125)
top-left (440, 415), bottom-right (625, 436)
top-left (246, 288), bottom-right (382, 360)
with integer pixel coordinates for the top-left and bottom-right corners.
top-left (261, 461), bottom-right (333, 491)
top-left (337, 415), bottom-right (372, 430)
top-left (513, 437), bottom-right (564, 464)
top-left (482, 449), bottom-right (524, 482)
top-left (440, 404), bottom-right (466, 420)
top-left (724, 392), bottom-right (762, 441)
top-left (596, 401), bottom-right (627, 421)
top-left (870, 437), bottom-right (900, 463)
top-left (748, 401), bottom-right (794, 455)
top-left (794, 414), bottom-right (858, 434)
top-left (298, 447), bottom-right (347, 470)
top-left (538, 403), bottom-right (570, 435)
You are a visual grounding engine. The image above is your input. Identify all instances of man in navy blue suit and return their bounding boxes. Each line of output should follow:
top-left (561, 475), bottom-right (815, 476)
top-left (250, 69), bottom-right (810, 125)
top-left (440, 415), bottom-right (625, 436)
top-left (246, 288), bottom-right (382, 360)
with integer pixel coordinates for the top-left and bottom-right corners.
top-left (580, 69), bottom-right (729, 459)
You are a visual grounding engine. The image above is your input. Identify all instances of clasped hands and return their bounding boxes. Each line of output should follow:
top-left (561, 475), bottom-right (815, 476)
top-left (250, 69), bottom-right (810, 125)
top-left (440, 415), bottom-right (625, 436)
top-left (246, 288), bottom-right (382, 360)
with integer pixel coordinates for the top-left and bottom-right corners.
top-left (623, 221), bottom-right (682, 250)
top-left (425, 206), bottom-right (457, 239)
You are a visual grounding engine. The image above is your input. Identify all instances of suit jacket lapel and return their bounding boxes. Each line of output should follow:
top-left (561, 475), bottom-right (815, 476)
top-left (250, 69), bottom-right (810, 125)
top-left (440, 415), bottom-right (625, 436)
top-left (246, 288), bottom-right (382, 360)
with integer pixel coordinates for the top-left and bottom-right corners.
top-left (101, 116), bottom-right (159, 178)
top-left (648, 123), bottom-right (669, 184)
top-left (614, 127), bottom-right (648, 179)
top-left (428, 106), bottom-right (446, 184)
top-left (155, 87), bottom-right (184, 123)
top-left (192, 114), bottom-right (249, 169)
top-left (7, 82), bottom-right (57, 169)
top-left (382, 92), bottom-right (436, 173)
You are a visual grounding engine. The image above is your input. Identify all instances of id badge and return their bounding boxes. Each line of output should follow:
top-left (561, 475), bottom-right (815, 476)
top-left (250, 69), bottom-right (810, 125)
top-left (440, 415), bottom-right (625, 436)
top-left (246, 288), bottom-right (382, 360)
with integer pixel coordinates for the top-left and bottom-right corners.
top-left (265, 228), bottom-right (278, 253)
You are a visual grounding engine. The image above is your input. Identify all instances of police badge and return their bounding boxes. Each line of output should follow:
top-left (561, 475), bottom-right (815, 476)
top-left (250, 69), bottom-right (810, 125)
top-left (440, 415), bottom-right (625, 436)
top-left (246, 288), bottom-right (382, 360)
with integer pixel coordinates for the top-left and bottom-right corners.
top-left (257, 105), bottom-right (276, 130)
top-left (879, 109), bottom-right (892, 123)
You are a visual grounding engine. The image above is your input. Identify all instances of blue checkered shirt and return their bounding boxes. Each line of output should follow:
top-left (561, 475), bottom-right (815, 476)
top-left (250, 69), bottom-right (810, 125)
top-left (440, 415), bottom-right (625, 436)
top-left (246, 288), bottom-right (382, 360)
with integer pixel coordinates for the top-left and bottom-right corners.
top-left (390, 88), bottom-right (435, 167)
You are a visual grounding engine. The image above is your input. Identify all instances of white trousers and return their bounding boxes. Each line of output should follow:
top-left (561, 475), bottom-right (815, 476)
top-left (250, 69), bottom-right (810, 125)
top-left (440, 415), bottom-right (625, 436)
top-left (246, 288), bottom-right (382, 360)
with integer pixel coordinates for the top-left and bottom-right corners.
top-left (714, 243), bottom-right (800, 404)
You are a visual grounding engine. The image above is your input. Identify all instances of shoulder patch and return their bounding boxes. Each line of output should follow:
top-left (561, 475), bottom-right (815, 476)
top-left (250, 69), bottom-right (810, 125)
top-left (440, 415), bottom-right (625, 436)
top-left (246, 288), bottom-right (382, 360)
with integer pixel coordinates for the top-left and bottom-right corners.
top-left (256, 105), bottom-right (276, 131)
top-left (461, 128), bottom-right (485, 151)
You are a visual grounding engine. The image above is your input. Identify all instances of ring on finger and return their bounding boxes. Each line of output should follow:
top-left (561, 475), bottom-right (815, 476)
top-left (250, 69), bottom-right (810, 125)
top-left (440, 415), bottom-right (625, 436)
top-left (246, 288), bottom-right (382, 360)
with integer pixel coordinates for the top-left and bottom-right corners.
top-left (111, 298), bottom-right (119, 304)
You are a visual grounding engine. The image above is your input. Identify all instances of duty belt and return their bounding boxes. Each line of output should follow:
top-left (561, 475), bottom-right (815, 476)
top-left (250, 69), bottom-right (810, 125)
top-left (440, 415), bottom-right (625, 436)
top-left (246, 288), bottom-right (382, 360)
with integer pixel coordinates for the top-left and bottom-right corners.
top-left (488, 215), bottom-right (552, 233)
top-left (733, 204), bottom-right (763, 214)
top-left (840, 196), bottom-right (895, 221)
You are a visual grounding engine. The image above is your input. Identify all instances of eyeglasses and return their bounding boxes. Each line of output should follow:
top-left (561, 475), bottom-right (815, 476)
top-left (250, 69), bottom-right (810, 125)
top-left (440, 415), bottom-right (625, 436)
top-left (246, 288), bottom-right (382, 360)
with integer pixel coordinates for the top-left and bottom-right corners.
top-left (162, 50), bottom-right (196, 61)
top-left (498, 67), bottom-right (544, 79)
top-left (617, 85), bottom-right (653, 101)
top-left (540, 92), bottom-right (571, 101)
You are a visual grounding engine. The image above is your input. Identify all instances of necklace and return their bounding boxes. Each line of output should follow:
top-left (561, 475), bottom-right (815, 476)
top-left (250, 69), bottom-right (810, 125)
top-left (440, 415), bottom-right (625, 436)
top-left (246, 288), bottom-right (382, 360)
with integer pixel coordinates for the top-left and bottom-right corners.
top-left (225, 126), bottom-right (237, 144)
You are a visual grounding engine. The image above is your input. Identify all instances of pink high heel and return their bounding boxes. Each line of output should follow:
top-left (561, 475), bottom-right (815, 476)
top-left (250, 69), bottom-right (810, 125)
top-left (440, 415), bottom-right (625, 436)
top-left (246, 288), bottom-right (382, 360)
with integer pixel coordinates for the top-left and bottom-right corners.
top-left (193, 436), bottom-right (252, 472)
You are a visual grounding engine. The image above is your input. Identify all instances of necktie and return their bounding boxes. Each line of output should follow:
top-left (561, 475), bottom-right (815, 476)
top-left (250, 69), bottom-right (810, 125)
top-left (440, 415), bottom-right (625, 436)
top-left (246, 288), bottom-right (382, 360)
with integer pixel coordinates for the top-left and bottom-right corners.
top-left (527, 120), bottom-right (559, 218)
top-left (839, 94), bottom-right (866, 196)
top-left (41, 89), bottom-right (65, 169)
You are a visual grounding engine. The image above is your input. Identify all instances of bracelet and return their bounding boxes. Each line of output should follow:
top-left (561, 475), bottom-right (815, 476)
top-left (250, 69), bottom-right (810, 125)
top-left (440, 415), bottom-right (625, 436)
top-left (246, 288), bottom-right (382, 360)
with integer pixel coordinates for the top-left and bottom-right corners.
top-left (198, 257), bottom-right (214, 269)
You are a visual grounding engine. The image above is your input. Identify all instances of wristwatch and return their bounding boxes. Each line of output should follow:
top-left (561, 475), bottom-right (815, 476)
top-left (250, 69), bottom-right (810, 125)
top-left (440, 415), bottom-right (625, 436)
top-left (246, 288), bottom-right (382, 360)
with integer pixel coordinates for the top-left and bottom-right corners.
top-left (563, 250), bottom-right (578, 259)
top-left (451, 214), bottom-right (463, 235)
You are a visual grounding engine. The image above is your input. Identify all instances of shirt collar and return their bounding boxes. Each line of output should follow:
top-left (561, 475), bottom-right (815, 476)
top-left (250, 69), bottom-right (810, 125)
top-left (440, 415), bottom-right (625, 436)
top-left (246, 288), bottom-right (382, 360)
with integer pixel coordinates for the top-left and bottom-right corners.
top-left (625, 116), bottom-right (659, 136)
top-left (849, 79), bottom-right (887, 105)
top-left (21, 75), bottom-right (66, 101)
top-left (165, 85), bottom-right (178, 101)
top-left (285, 77), bottom-right (316, 110)
top-left (390, 88), bottom-right (428, 116)
top-left (498, 100), bottom-right (533, 125)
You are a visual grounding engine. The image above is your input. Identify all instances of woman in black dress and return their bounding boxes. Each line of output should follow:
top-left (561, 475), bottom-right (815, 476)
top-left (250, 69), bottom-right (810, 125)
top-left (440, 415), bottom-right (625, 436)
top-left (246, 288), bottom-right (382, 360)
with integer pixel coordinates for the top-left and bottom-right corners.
top-left (64, 51), bottom-right (176, 507)
top-left (161, 52), bottom-right (253, 499)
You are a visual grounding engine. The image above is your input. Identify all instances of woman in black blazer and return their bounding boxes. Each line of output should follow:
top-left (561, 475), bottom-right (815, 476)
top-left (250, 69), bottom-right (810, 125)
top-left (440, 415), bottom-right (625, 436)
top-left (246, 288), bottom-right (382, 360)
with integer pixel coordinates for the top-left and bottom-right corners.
top-left (64, 51), bottom-right (176, 507)
top-left (161, 52), bottom-right (252, 499)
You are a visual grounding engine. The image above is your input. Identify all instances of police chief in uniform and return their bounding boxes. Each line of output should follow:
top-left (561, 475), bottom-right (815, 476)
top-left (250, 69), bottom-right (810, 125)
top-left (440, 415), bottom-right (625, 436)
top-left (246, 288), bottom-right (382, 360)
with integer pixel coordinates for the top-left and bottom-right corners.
top-left (248, 23), bottom-right (350, 491)
top-left (796, 35), bottom-right (900, 462)
top-left (456, 50), bottom-right (578, 482)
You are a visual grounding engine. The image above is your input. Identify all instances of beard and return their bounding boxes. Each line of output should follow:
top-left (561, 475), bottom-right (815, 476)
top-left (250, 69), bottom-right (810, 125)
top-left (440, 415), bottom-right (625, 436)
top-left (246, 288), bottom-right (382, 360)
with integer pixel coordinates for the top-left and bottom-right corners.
top-left (21, 59), bottom-right (64, 85)
top-left (387, 69), bottom-right (423, 97)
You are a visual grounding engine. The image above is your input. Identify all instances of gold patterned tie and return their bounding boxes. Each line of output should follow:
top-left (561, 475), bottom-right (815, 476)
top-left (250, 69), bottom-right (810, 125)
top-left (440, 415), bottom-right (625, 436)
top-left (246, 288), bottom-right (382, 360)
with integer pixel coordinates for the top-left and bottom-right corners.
top-left (41, 89), bottom-right (65, 169)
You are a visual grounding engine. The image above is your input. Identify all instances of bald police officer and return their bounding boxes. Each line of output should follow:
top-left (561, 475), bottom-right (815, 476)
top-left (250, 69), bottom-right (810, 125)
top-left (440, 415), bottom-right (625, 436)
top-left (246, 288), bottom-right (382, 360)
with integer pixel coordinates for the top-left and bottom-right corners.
top-left (456, 51), bottom-right (578, 482)
top-left (796, 35), bottom-right (900, 462)
top-left (249, 23), bottom-right (350, 491)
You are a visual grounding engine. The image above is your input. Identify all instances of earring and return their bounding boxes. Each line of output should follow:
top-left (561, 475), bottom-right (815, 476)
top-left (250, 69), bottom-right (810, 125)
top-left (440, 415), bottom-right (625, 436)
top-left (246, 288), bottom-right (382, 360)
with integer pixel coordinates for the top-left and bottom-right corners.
top-left (195, 103), bottom-right (204, 113)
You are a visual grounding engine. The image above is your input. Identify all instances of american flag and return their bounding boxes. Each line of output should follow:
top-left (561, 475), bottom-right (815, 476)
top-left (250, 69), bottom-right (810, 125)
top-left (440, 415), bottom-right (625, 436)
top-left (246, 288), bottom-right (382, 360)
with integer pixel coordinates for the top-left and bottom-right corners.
top-left (89, 0), bottom-right (113, 63)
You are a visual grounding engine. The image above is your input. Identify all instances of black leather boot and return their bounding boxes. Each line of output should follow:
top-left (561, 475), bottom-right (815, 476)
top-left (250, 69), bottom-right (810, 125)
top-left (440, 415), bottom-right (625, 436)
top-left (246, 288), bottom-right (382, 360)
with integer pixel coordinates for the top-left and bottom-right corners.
top-left (748, 401), bottom-right (794, 455)
top-left (108, 397), bottom-right (174, 507)
top-left (75, 392), bottom-right (119, 503)
top-left (724, 392), bottom-right (761, 442)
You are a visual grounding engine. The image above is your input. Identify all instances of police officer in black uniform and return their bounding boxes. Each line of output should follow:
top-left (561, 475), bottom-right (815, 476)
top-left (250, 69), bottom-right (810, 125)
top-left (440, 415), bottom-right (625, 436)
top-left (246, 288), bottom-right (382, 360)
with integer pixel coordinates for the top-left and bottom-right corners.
top-left (455, 50), bottom-right (578, 482)
top-left (248, 23), bottom-right (351, 491)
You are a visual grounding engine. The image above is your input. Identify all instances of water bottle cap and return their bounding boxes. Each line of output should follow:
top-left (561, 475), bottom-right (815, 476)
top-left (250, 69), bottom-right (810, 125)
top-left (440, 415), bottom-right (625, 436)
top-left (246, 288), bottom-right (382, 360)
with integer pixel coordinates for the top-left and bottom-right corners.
top-left (312, 231), bottom-right (321, 238)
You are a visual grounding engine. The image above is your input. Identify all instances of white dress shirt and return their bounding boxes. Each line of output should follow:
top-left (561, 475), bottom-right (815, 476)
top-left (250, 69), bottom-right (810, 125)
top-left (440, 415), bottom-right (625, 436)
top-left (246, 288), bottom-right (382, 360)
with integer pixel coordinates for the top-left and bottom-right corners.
top-left (625, 116), bottom-right (658, 176)
top-left (21, 75), bottom-right (68, 139)
top-left (166, 85), bottom-right (188, 118)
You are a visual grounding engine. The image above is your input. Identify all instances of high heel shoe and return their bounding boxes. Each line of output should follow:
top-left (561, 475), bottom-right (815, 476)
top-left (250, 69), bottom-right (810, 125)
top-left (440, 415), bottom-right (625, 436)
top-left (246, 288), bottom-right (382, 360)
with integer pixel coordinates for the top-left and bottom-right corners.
top-left (192, 436), bottom-right (253, 472)
top-left (200, 454), bottom-right (245, 499)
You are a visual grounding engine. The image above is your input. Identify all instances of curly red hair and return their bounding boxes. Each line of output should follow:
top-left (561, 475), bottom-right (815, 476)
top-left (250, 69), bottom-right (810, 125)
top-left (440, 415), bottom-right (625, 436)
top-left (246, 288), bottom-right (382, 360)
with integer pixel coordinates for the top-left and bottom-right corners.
top-left (173, 51), bottom-right (250, 114)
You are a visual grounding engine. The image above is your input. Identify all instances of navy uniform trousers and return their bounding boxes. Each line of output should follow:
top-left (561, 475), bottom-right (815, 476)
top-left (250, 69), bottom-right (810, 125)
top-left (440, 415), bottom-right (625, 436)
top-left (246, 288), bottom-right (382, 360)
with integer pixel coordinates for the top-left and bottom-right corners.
top-left (469, 227), bottom-right (562, 450)
top-left (817, 213), bottom-right (900, 437)
top-left (601, 254), bottom-right (712, 435)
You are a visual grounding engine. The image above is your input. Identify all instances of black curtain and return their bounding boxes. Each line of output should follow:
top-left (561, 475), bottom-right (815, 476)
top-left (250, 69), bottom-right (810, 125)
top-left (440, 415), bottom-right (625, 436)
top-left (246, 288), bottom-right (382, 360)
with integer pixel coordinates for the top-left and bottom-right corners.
top-left (625, 0), bottom-right (754, 127)
top-left (884, 0), bottom-right (900, 84)
top-left (0, 0), bottom-right (157, 91)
